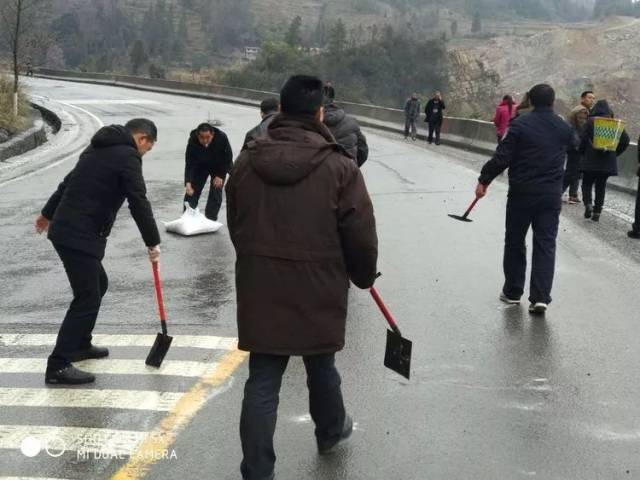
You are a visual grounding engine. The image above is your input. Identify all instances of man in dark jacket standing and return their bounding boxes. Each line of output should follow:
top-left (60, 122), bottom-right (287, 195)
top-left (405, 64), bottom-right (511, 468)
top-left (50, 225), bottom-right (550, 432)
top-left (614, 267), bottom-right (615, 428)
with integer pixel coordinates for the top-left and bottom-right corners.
top-left (226, 75), bottom-right (378, 480)
top-left (476, 84), bottom-right (573, 315)
top-left (184, 123), bottom-right (233, 221)
top-left (404, 93), bottom-right (420, 140)
top-left (425, 91), bottom-right (446, 145)
top-left (629, 137), bottom-right (640, 239)
top-left (243, 97), bottom-right (279, 149)
top-left (323, 80), bottom-right (335, 102)
top-left (323, 98), bottom-right (369, 167)
top-left (35, 119), bottom-right (161, 385)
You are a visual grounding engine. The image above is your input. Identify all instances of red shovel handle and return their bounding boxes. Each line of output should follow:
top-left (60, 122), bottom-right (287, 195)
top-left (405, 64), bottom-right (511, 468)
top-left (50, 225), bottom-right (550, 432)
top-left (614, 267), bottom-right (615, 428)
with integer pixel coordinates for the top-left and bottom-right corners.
top-left (463, 196), bottom-right (481, 219)
top-left (152, 263), bottom-right (168, 333)
top-left (370, 287), bottom-right (402, 336)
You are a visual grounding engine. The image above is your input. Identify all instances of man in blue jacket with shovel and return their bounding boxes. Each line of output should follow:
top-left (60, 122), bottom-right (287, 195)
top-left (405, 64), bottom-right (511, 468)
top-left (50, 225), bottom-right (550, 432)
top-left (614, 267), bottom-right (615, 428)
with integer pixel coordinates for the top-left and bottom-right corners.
top-left (475, 84), bottom-right (574, 315)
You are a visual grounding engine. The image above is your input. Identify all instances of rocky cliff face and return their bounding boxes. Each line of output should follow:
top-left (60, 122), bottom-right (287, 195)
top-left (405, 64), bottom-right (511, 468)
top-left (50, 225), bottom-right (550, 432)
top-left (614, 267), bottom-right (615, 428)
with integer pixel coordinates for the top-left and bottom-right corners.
top-left (448, 16), bottom-right (640, 136)
top-left (446, 50), bottom-right (501, 119)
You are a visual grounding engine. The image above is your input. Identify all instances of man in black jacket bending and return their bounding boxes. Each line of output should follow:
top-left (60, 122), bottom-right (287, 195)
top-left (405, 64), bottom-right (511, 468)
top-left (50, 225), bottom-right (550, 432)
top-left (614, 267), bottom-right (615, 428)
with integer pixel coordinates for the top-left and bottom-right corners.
top-left (476, 84), bottom-right (573, 315)
top-left (184, 123), bottom-right (233, 221)
top-left (35, 118), bottom-right (161, 385)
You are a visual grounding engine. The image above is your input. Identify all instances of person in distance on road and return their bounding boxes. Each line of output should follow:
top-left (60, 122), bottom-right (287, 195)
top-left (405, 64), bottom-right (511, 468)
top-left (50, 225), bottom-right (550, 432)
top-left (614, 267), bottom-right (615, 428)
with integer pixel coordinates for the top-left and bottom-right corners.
top-left (628, 135), bottom-right (640, 239)
top-left (243, 97), bottom-right (279, 149)
top-left (425, 90), bottom-right (446, 145)
top-left (564, 90), bottom-right (596, 204)
top-left (183, 122), bottom-right (233, 221)
top-left (403, 92), bottom-right (421, 141)
top-left (323, 90), bottom-right (369, 167)
top-left (515, 91), bottom-right (533, 118)
top-left (476, 84), bottom-right (574, 315)
top-left (226, 75), bottom-right (378, 480)
top-left (323, 80), bottom-right (335, 102)
top-left (35, 118), bottom-right (161, 385)
top-left (493, 95), bottom-right (517, 143)
top-left (578, 99), bottom-right (630, 222)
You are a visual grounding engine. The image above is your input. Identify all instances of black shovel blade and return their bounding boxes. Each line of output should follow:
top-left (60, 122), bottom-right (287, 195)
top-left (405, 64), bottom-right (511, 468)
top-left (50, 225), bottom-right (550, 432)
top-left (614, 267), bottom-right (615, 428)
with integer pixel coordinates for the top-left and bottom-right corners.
top-left (384, 329), bottom-right (412, 380)
top-left (145, 333), bottom-right (173, 368)
top-left (448, 214), bottom-right (473, 223)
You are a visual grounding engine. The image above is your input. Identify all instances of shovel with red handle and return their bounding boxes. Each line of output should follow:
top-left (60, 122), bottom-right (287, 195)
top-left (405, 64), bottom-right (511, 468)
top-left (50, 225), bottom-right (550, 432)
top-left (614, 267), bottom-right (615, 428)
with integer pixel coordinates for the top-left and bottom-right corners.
top-left (370, 286), bottom-right (412, 380)
top-left (448, 195), bottom-right (481, 223)
top-left (145, 262), bottom-right (173, 367)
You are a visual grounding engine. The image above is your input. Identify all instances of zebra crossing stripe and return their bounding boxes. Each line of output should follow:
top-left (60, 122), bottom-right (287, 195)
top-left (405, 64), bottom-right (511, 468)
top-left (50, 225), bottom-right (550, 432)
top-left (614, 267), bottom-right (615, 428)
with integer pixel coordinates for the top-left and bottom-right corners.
top-left (0, 388), bottom-right (183, 412)
top-left (0, 334), bottom-right (237, 350)
top-left (0, 425), bottom-right (147, 456)
top-left (0, 358), bottom-right (218, 378)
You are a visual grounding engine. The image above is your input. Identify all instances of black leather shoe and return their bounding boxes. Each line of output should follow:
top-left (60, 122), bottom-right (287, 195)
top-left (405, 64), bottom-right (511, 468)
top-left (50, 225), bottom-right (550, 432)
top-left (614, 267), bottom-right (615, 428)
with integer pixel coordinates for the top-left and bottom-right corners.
top-left (45, 365), bottom-right (95, 385)
top-left (584, 205), bottom-right (593, 219)
top-left (318, 415), bottom-right (353, 454)
top-left (628, 230), bottom-right (640, 239)
top-left (69, 345), bottom-right (109, 362)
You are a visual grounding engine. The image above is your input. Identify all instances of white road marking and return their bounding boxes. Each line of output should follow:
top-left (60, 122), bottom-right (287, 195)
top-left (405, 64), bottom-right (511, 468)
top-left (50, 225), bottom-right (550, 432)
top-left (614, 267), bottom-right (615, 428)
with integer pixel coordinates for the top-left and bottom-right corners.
top-left (57, 101), bottom-right (105, 128)
top-left (0, 99), bottom-right (104, 188)
top-left (0, 358), bottom-right (218, 377)
top-left (0, 334), bottom-right (237, 350)
top-left (0, 388), bottom-right (182, 412)
top-left (0, 425), bottom-right (147, 456)
top-left (54, 99), bottom-right (159, 105)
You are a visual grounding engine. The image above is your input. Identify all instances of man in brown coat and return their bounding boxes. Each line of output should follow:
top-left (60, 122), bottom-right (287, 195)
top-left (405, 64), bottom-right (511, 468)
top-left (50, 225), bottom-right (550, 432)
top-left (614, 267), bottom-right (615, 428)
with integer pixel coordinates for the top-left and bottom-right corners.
top-left (226, 75), bottom-right (378, 480)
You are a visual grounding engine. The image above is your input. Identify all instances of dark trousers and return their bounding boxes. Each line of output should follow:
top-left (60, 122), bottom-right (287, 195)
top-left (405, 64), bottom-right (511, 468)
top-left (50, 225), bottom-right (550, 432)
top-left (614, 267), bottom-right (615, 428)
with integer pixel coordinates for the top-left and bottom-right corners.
top-left (48, 244), bottom-right (108, 370)
top-left (503, 193), bottom-right (561, 305)
top-left (240, 352), bottom-right (346, 480)
top-left (582, 172), bottom-right (609, 211)
top-left (633, 177), bottom-right (640, 232)
top-left (404, 118), bottom-right (417, 139)
top-left (184, 167), bottom-right (223, 221)
top-left (563, 151), bottom-right (581, 198)
top-left (428, 122), bottom-right (442, 144)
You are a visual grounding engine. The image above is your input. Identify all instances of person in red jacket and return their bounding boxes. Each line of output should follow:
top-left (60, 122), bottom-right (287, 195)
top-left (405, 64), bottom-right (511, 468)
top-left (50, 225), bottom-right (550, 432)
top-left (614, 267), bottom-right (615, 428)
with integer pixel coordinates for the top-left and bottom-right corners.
top-left (493, 95), bottom-right (517, 143)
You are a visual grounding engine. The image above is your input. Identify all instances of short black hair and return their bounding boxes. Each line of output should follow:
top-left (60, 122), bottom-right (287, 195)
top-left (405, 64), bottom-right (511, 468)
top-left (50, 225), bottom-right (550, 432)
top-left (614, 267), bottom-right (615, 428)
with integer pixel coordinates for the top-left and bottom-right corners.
top-left (260, 97), bottom-right (279, 115)
top-left (196, 123), bottom-right (215, 133)
top-left (280, 75), bottom-right (324, 116)
top-left (125, 118), bottom-right (157, 141)
top-left (581, 90), bottom-right (594, 98)
top-left (529, 84), bottom-right (555, 108)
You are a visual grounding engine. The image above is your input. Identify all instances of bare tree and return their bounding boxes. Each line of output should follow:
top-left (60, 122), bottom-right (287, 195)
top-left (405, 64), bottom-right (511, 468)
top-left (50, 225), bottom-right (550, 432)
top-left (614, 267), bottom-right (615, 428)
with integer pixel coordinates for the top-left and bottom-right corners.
top-left (0, 0), bottom-right (42, 117)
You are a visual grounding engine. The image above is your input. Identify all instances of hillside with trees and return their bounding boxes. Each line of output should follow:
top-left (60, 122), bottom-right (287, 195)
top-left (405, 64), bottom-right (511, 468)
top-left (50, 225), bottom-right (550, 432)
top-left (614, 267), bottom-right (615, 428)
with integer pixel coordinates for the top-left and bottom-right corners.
top-left (7, 0), bottom-right (640, 125)
top-left (5, 0), bottom-right (600, 77)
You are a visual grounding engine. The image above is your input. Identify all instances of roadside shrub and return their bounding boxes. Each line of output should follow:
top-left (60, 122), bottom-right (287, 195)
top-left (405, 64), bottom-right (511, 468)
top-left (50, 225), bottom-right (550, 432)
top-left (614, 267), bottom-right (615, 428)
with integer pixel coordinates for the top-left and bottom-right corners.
top-left (0, 75), bottom-right (30, 136)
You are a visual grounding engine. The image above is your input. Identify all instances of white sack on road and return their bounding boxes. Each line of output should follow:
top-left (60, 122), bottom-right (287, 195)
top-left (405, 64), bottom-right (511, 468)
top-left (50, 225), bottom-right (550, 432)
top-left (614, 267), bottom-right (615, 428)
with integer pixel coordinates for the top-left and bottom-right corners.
top-left (164, 204), bottom-right (223, 236)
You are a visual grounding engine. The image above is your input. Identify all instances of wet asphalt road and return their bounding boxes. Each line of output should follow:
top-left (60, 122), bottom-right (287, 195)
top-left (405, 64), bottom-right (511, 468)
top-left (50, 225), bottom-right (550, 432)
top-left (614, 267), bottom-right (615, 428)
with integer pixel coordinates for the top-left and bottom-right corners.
top-left (1, 78), bottom-right (640, 480)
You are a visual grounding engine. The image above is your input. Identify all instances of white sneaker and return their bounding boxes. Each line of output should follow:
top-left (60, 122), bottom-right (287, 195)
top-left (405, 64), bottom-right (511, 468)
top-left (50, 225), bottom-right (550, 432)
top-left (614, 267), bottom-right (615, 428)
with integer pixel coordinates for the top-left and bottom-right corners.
top-left (529, 302), bottom-right (548, 314)
top-left (500, 292), bottom-right (521, 305)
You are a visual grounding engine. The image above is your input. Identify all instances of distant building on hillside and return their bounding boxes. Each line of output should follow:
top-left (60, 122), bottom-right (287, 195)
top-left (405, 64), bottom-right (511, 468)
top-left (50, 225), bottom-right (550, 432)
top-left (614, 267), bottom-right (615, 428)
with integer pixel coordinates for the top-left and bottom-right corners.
top-left (244, 47), bottom-right (261, 61)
